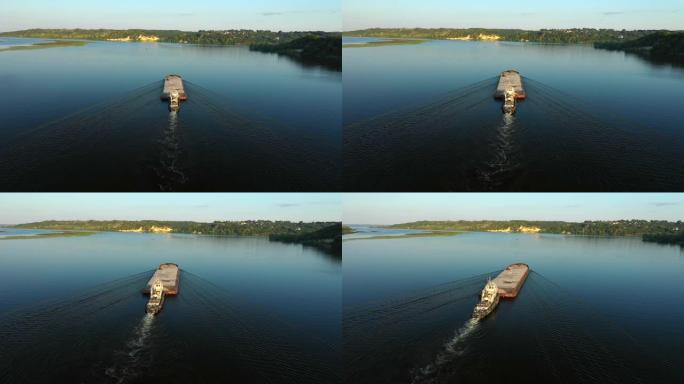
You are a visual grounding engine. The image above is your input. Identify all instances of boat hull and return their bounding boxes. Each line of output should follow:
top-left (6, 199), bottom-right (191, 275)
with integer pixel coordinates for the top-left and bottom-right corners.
top-left (493, 263), bottom-right (529, 298)
top-left (473, 293), bottom-right (500, 320)
top-left (494, 70), bottom-right (526, 99)
top-left (143, 263), bottom-right (180, 295)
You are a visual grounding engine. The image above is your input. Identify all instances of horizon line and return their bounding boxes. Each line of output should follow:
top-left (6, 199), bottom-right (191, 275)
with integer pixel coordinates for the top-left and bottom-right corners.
top-left (1, 27), bottom-right (341, 34)
top-left (343, 26), bottom-right (682, 32)
top-left (346, 218), bottom-right (683, 225)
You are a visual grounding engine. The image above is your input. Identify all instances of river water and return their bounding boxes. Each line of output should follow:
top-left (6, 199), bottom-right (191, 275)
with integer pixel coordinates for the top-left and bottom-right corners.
top-left (0, 228), bottom-right (341, 383)
top-left (343, 37), bottom-right (684, 191)
top-left (0, 37), bottom-right (341, 191)
top-left (343, 226), bottom-right (684, 383)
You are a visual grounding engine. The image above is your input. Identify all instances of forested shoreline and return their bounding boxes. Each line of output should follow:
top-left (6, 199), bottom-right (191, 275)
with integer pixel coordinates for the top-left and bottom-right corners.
top-left (14, 220), bottom-right (338, 237)
top-left (384, 220), bottom-right (684, 245)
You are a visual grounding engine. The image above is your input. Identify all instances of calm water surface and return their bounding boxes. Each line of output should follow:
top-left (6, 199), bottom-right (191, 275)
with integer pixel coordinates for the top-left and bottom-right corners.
top-left (343, 226), bottom-right (684, 383)
top-left (0, 38), bottom-right (341, 191)
top-left (343, 38), bottom-right (684, 191)
top-left (0, 228), bottom-right (341, 383)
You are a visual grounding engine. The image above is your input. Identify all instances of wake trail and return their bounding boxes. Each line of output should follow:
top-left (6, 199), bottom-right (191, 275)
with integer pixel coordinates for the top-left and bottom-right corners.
top-left (346, 270), bottom-right (681, 383)
top-left (105, 313), bottom-right (155, 384)
top-left (411, 318), bottom-right (480, 384)
top-left (154, 111), bottom-right (188, 191)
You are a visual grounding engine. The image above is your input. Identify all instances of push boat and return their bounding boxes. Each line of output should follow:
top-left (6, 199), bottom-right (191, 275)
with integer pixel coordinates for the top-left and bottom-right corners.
top-left (143, 263), bottom-right (179, 315)
top-left (161, 74), bottom-right (188, 112)
top-left (472, 263), bottom-right (529, 320)
top-left (494, 70), bottom-right (526, 114)
top-left (473, 279), bottom-right (500, 320)
top-left (146, 279), bottom-right (165, 314)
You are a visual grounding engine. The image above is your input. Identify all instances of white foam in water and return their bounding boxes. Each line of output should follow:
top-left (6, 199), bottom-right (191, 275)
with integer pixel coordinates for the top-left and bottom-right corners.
top-left (105, 313), bottom-right (155, 383)
top-left (412, 318), bottom-right (479, 383)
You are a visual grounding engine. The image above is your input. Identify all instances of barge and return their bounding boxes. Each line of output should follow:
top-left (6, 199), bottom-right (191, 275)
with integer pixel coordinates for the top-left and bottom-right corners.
top-left (143, 263), bottom-right (179, 314)
top-left (492, 262), bottom-right (529, 298)
top-left (494, 70), bottom-right (526, 114)
top-left (472, 263), bottom-right (529, 320)
top-left (161, 74), bottom-right (188, 111)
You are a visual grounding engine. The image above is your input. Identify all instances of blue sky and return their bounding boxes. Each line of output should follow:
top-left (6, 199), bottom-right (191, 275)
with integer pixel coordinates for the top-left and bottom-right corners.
top-left (344, 194), bottom-right (684, 225)
top-left (1, 0), bottom-right (340, 32)
top-left (344, 0), bottom-right (684, 30)
top-left (0, 194), bottom-right (341, 224)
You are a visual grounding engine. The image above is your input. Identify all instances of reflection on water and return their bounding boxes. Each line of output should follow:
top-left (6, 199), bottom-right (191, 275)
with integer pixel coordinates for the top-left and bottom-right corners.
top-left (344, 76), bottom-right (684, 191)
top-left (344, 272), bottom-right (679, 384)
top-left (0, 231), bottom-right (341, 383)
top-left (0, 39), bottom-right (341, 191)
top-left (0, 271), bottom-right (339, 384)
top-left (0, 81), bottom-right (338, 191)
top-left (343, 229), bottom-right (684, 383)
top-left (343, 39), bottom-right (684, 191)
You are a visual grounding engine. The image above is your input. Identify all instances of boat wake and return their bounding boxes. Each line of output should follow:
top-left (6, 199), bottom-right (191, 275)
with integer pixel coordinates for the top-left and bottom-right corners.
top-left (477, 113), bottom-right (520, 189)
top-left (154, 111), bottom-right (188, 191)
top-left (105, 314), bottom-right (155, 384)
top-left (411, 318), bottom-right (479, 384)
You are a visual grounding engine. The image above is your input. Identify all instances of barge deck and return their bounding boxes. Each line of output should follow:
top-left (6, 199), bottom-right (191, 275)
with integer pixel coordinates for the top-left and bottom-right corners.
top-left (494, 70), bottom-right (526, 114)
top-left (492, 262), bottom-right (529, 298)
top-left (161, 74), bottom-right (187, 111)
top-left (144, 263), bottom-right (180, 295)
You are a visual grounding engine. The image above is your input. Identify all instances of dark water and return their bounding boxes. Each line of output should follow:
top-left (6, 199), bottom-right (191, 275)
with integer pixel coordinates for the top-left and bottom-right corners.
top-left (343, 226), bottom-right (684, 383)
top-left (0, 228), bottom-right (341, 383)
top-left (0, 38), bottom-right (341, 191)
top-left (343, 38), bottom-right (684, 191)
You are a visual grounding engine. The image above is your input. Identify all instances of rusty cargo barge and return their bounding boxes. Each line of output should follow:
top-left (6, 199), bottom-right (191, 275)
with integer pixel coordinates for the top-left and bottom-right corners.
top-left (143, 263), bottom-right (180, 315)
top-left (161, 74), bottom-right (187, 111)
top-left (494, 70), bottom-right (526, 114)
top-left (472, 263), bottom-right (529, 320)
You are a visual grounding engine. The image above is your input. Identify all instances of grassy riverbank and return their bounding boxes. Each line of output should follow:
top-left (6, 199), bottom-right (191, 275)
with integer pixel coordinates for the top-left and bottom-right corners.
top-left (343, 39), bottom-right (426, 48)
top-left (342, 226), bottom-right (356, 234)
top-left (0, 231), bottom-right (95, 240)
top-left (347, 231), bottom-right (462, 241)
top-left (0, 40), bottom-right (87, 52)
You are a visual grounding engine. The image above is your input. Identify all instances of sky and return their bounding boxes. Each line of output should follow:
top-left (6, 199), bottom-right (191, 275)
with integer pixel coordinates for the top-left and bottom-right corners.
top-left (344, 193), bottom-right (684, 225)
top-left (0, 193), bottom-right (341, 224)
top-left (0, 0), bottom-right (340, 32)
top-left (344, 0), bottom-right (684, 31)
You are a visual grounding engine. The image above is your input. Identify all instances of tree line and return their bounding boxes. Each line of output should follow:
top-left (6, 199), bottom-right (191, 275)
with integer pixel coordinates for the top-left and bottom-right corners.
top-left (594, 31), bottom-right (684, 58)
top-left (14, 220), bottom-right (338, 237)
top-left (344, 28), bottom-right (660, 44)
top-left (0, 28), bottom-right (337, 46)
top-left (387, 220), bottom-right (683, 237)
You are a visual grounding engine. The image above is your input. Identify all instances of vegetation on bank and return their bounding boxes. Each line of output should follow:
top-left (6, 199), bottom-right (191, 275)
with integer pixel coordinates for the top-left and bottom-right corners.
top-left (249, 35), bottom-right (341, 70)
top-left (0, 29), bottom-right (336, 46)
top-left (642, 231), bottom-right (684, 246)
top-left (347, 231), bottom-right (462, 241)
top-left (342, 225), bottom-right (356, 234)
top-left (269, 223), bottom-right (342, 253)
top-left (387, 220), bottom-right (684, 239)
top-left (0, 231), bottom-right (95, 240)
top-left (14, 220), bottom-right (337, 237)
top-left (344, 28), bottom-right (657, 44)
top-left (343, 39), bottom-right (426, 48)
top-left (594, 31), bottom-right (684, 60)
top-left (0, 40), bottom-right (87, 52)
